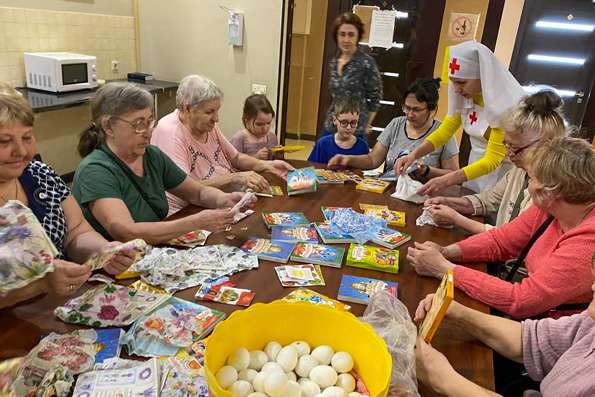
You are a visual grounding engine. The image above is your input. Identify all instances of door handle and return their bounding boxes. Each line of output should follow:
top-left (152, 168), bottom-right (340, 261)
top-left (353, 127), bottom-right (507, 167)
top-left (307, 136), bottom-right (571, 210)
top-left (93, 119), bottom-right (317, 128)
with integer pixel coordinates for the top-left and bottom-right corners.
top-left (576, 91), bottom-right (585, 103)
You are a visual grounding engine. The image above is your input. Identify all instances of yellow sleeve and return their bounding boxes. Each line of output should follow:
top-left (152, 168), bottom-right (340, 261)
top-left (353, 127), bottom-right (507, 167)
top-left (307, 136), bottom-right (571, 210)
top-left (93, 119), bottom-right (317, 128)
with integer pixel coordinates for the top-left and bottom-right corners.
top-left (462, 127), bottom-right (506, 180)
top-left (426, 114), bottom-right (462, 149)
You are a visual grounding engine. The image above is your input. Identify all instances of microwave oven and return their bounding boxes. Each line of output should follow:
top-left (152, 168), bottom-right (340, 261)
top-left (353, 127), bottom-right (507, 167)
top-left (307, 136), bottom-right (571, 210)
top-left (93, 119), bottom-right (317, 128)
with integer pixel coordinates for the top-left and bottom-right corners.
top-left (24, 52), bottom-right (98, 93)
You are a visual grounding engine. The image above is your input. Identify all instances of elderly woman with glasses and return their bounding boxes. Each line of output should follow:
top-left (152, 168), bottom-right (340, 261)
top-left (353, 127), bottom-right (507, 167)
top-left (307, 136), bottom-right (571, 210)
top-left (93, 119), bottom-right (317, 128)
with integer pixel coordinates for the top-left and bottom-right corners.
top-left (151, 75), bottom-right (293, 215)
top-left (73, 82), bottom-right (251, 245)
top-left (328, 78), bottom-right (459, 182)
top-left (425, 90), bottom-right (566, 234)
top-left (0, 83), bottom-right (135, 308)
top-left (408, 136), bottom-right (595, 319)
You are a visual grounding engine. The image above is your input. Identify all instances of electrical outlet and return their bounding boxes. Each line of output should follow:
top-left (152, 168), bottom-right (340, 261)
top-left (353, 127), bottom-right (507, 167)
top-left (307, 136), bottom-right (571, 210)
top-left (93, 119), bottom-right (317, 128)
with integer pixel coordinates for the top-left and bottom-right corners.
top-left (251, 83), bottom-right (267, 95)
top-left (111, 60), bottom-right (119, 73)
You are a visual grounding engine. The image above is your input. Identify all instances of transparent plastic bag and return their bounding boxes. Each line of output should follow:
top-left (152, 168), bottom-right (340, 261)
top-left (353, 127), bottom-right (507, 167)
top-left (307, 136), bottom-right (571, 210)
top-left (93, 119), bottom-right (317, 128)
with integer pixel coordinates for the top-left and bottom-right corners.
top-left (391, 175), bottom-right (427, 204)
top-left (359, 290), bottom-right (420, 397)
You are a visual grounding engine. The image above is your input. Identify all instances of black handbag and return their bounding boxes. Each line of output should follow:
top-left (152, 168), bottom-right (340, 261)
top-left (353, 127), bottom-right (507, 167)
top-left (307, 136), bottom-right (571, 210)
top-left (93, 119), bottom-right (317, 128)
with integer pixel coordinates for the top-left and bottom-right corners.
top-left (497, 215), bottom-right (554, 283)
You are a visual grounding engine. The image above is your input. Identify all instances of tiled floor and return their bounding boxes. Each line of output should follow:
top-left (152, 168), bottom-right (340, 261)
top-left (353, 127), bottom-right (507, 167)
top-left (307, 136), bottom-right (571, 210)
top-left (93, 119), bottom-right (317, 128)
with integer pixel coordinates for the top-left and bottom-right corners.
top-left (283, 138), bottom-right (315, 161)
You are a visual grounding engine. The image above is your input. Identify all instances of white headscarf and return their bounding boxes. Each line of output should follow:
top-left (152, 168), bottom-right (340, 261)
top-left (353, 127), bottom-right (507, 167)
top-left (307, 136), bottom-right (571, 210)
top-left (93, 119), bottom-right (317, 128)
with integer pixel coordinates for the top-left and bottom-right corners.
top-left (445, 41), bottom-right (524, 128)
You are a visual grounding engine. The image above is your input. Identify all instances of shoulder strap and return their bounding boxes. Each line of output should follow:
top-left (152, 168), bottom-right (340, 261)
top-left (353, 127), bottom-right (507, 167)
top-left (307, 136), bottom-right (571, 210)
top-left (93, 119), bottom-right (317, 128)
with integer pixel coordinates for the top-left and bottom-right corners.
top-left (505, 215), bottom-right (555, 282)
top-left (97, 146), bottom-right (162, 219)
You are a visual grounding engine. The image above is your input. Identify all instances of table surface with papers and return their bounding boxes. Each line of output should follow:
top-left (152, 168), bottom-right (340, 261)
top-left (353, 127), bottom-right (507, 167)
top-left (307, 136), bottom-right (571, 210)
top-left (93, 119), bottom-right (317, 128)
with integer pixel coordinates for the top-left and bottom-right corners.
top-left (0, 160), bottom-right (495, 395)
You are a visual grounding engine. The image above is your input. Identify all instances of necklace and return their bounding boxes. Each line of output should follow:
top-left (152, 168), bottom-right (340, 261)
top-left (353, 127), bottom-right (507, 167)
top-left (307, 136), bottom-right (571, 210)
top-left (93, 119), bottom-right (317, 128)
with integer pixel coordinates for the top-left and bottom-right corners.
top-left (0, 179), bottom-right (20, 205)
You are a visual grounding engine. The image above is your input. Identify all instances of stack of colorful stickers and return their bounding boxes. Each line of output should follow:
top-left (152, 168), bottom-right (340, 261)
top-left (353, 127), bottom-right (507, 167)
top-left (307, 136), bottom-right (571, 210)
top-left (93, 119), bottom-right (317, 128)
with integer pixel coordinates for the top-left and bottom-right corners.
top-left (195, 280), bottom-right (255, 306)
top-left (167, 229), bottom-right (211, 247)
top-left (275, 264), bottom-right (325, 287)
top-left (0, 200), bottom-right (58, 295)
top-left (132, 245), bottom-right (258, 293)
top-left (122, 297), bottom-right (225, 357)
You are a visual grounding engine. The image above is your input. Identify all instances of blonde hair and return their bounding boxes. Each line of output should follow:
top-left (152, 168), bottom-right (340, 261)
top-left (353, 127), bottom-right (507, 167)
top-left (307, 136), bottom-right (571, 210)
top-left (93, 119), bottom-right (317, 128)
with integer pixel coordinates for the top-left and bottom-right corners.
top-left (526, 136), bottom-right (595, 204)
top-left (501, 90), bottom-right (565, 140)
top-left (0, 82), bottom-right (34, 129)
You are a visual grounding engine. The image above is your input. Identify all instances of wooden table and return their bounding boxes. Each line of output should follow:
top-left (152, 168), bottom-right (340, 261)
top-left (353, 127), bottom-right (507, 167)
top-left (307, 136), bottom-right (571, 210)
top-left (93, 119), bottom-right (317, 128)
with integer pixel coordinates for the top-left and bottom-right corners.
top-left (0, 162), bottom-right (494, 395)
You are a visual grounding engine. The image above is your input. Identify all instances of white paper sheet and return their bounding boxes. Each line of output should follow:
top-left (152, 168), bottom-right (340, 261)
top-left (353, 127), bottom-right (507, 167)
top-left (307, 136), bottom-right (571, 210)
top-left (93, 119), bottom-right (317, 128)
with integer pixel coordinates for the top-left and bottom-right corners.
top-left (368, 10), bottom-right (397, 49)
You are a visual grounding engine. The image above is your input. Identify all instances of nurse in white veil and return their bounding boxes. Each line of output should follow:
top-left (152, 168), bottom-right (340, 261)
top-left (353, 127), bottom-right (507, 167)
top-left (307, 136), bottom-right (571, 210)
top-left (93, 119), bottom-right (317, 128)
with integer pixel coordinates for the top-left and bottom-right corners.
top-left (395, 40), bottom-right (525, 194)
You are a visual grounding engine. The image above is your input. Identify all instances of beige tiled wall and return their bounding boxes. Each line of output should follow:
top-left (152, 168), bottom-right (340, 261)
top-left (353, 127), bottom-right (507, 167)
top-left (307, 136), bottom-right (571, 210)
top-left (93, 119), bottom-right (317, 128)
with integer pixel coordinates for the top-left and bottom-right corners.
top-left (0, 6), bottom-right (137, 86)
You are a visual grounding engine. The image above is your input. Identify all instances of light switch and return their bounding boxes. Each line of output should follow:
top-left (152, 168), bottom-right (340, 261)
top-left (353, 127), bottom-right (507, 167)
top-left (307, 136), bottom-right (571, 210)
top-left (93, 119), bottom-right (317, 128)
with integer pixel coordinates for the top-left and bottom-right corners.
top-left (251, 83), bottom-right (267, 95)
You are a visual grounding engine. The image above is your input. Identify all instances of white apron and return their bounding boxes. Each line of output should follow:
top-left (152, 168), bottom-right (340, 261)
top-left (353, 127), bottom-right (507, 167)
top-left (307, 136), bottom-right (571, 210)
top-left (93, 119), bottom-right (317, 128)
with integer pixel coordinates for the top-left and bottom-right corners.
top-left (460, 104), bottom-right (510, 193)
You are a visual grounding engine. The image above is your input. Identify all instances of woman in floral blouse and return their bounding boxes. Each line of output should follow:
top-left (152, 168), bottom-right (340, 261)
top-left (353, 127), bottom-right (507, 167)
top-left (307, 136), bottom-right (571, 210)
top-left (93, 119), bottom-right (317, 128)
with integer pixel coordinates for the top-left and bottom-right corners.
top-left (0, 83), bottom-right (134, 308)
top-left (323, 12), bottom-right (383, 137)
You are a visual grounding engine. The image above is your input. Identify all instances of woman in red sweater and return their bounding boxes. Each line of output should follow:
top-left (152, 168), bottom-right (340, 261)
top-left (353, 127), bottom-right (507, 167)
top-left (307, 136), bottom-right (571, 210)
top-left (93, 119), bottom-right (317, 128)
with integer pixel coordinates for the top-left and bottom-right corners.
top-left (408, 136), bottom-right (595, 319)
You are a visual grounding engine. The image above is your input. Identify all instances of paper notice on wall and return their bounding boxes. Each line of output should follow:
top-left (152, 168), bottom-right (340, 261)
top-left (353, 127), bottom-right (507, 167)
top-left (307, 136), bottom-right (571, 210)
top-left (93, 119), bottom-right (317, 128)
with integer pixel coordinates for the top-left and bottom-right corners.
top-left (447, 12), bottom-right (480, 41)
top-left (353, 5), bottom-right (379, 42)
top-left (368, 9), bottom-right (396, 49)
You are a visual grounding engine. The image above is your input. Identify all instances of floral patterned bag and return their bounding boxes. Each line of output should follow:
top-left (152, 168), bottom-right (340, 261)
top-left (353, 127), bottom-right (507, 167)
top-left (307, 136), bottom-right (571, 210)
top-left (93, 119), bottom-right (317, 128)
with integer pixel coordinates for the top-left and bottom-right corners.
top-left (0, 200), bottom-right (58, 295)
top-left (54, 283), bottom-right (169, 327)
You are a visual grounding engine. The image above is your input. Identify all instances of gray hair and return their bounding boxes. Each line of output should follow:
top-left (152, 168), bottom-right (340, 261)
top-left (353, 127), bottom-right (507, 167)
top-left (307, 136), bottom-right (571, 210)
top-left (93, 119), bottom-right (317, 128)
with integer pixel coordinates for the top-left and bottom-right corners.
top-left (176, 74), bottom-right (223, 110)
top-left (78, 82), bottom-right (154, 157)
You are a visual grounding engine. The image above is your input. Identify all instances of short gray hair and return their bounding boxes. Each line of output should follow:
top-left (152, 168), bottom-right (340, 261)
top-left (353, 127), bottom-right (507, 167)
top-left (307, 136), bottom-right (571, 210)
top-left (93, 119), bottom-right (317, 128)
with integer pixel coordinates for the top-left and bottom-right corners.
top-left (176, 75), bottom-right (223, 110)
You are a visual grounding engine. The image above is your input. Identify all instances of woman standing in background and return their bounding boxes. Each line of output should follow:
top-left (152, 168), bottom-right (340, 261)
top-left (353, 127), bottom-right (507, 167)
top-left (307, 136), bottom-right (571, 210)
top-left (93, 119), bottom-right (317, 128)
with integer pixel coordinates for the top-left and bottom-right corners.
top-left (322, 12), bottom-right (382, 138)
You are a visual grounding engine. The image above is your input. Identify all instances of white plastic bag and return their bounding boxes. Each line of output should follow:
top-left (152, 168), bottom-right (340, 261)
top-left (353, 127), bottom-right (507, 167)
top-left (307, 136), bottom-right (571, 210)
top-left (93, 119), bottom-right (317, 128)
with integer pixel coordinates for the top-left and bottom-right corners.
top-left (391, 175), bottom-right (427, 204)
top-left (416, 207), bottom-right (454, 229)
top-left (359, 290), bottom-right (420, 397)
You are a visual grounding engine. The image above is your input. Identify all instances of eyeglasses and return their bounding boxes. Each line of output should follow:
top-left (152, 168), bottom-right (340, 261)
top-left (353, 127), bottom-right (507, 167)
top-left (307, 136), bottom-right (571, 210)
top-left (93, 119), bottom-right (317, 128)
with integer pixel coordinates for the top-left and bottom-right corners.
top-left (504, 139), bottom-right (539, 157)
top-left (336, 119), bottom-right (359, 129)
top-left (112, 116), bottom-right (157, 134)
top-left (402, 105), bottom-right (428, 114)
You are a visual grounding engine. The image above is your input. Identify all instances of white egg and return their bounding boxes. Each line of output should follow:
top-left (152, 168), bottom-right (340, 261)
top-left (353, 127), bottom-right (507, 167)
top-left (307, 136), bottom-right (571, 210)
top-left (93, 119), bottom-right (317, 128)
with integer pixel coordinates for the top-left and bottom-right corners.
top-left (261, 361), bottom-right (284, 374)
top-left (322, 386), bottom-right (346, 397)
top-left (336, 373), bottom-right (356, 392)
top-left (238, 368), bottom-right (258, 383)
top-left (252, 371), bottom-right (267, 393)
top-left (287, 371), bottom-right (297, 382)
top-left (216, 365), bottom-right (238, 389)
top-left (247, 393), bottom-right (268, 397)
top-left (295, 355), bottom-right (319, 378)
top-left (276, 345), bottom-right (298, 372)
top-left (286, 380), bottom-right (303, 397)
top-left (248, 350), bottom-right (268, 370)
top-left (228, 347), bottom-right (250, 371)
top-left (291, 340), bottom-right (311, 357)
top-left (265, 341), bottom-right (282, 361)
top-left (299, 379), bottom-right (321, 397)
top-left (331, 352), bottom-right (353, 373)
top-left (309, 365), bottom-right (338, 389)
top-left (229, 380), bottom-right (253, 397)
top-left (311, 345), bottom-right (334, 365)
top-left (264, 371), bottom-right (288, 397)
top-left (347, 392), bottom-right (362, 397)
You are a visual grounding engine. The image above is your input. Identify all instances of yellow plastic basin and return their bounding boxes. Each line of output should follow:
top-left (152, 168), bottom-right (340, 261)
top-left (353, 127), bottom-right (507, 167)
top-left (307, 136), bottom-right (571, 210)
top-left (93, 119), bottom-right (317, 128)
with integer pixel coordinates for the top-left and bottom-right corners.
top-left (204, 301), bottom-right (392, 396)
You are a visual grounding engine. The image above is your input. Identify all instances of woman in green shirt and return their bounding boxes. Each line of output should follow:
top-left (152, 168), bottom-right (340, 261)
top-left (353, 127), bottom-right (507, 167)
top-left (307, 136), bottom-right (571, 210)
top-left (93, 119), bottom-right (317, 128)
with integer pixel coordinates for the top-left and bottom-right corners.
top-left (73, 82), bottom-right (250, 244)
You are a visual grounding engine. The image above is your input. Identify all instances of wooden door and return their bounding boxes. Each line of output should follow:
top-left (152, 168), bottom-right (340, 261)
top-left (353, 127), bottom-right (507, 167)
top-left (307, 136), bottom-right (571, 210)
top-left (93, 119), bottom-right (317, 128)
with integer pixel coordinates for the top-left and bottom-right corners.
top-left (510, 0), bottom-right (595, 126)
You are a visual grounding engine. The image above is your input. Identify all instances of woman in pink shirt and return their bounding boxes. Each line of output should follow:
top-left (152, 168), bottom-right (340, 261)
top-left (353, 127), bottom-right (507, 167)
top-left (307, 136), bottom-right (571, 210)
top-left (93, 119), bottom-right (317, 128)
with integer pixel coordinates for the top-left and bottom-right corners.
top-left (151, 75), bottom-right (293, 214)
top-left (414, 253), bottom-right (595, 397)
top-left (408, 136), bottom-right (595, 319)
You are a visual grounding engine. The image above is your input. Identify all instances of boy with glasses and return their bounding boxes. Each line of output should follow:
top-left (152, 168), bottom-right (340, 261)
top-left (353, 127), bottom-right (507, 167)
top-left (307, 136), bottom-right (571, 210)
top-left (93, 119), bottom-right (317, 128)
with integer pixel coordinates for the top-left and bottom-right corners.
top-left (308, 97), bottom-right (369, 164)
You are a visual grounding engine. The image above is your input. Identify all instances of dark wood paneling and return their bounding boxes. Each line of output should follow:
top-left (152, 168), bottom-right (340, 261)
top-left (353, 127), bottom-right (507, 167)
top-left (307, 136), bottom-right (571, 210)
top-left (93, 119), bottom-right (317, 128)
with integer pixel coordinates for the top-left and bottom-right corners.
top-left (482, 0), bottom-right (506, 51)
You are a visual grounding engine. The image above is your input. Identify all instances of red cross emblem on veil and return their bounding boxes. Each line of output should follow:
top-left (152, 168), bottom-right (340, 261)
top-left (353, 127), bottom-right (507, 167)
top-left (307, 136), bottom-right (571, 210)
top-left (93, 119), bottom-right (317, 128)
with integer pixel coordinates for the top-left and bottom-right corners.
top-left (469, 111), bottom-right (478, 124)
top-left (449, 58), bottom-right (460, 74)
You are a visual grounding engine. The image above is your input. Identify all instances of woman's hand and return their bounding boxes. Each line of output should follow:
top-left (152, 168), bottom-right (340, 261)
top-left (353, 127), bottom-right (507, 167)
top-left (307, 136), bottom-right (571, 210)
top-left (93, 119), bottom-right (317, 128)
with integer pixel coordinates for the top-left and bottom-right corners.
top-left (425, 196), bottom-right (474, 215)
top-left (101, 242), bottom-right (137, 275)
top-left (225, 191), bottom-right (257, 211)
top-left (394, 153), bottom-right (416, 175)
top-left (407, 241), bottom-right (454, 278)
top-left (327, 154), bottom-right (349, 169)
top-left (415, 337), bottom-right (457, 393)
top-left (263, 160), bottom-right (294, 179)
top-left (45, 260), bottom-right (91, 296)
top-left (255, 147), bottom-right (270, 160)
top-left (414, 293), bottom-right (435, 323)
top-left (417, 173), bottom-right (456, 196)
top-left (191, 208), bottom-right (236, 233)
top-left (232, 171), bottom-right (270, 192)
top-left (427, 204), bottom-right (460, 227)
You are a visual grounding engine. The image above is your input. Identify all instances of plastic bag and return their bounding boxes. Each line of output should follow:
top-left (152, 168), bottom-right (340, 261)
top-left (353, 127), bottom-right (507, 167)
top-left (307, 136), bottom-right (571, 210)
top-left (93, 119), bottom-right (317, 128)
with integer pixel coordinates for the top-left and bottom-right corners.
top-left (416, 207), bottom-right (454, 229)
top-left (359, 290), bottom-right (420, 397)
top-left (391, 175), bottom-right (427, 204)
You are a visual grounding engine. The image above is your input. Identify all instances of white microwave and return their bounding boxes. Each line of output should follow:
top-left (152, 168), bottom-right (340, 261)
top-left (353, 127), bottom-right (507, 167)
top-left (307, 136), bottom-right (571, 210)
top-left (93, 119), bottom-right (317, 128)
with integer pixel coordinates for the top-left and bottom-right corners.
top-left (24, 52), bottom-right (98, 93)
